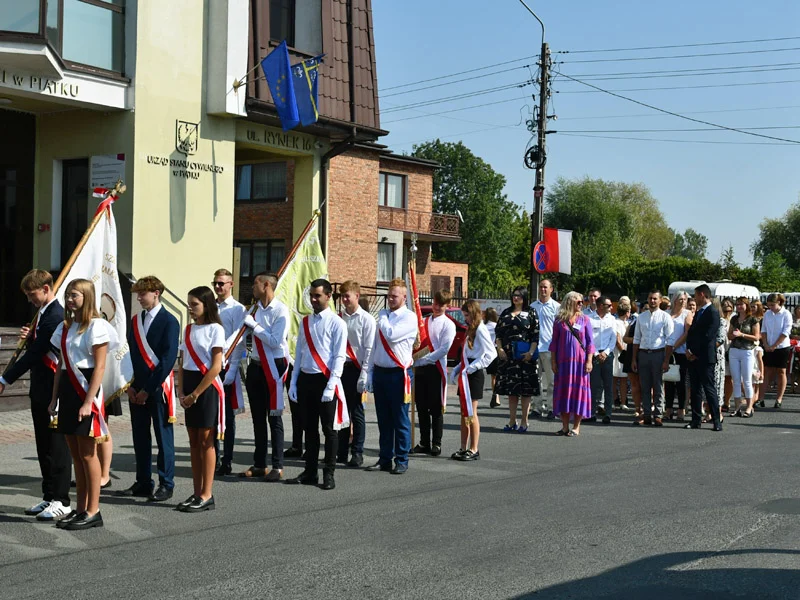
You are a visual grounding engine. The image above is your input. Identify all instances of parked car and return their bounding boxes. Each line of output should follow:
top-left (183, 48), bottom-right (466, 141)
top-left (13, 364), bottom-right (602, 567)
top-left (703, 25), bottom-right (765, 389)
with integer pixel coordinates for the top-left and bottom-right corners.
top-left (420, 306), bottom-right (467, 366)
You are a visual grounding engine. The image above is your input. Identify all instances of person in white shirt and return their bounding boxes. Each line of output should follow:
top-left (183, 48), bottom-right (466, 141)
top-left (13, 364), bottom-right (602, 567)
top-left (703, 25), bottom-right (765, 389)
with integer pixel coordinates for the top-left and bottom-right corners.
top-left (212, 268), bottom-right (247, 476)
top-left (531, 279), bottom-right (560, 417)
top-left (240, 273), bottom-right (289, 481)
top-left (583, 288), bottom-right (601, 317)
top-left (632, 290), bottom-right (674, 426)
top-left (287, 279), bottom-right (347, 491)
top-left (761, 292), bottom-right (793, 409)
top-left (337, 280), bottom-right (375, 468)
top-left (412, 289), bottom-right (456, 457)
top-left (177, 286), bottom-right (225, 513)
top-left (589, 296), bottom-right (617, 424)
top-left (365, 278), bottom-right (418, 474)
top-left (449, 300), bottom-right (497, 461)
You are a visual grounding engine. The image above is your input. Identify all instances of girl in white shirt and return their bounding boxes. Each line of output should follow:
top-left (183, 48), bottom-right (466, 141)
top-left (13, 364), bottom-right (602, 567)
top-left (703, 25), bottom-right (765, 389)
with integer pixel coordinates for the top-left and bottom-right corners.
top-left (177, 286), bottom-right (225, 513)
top-left (451, 300), bottom-right (497, 461)
top-left (48, 279), bottom-right (110, 530)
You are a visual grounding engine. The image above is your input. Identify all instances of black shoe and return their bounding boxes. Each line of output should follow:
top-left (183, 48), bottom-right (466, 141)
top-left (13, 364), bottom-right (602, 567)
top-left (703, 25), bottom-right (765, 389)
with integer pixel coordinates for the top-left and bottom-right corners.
top-left (64, 511), bottom-right (103, 530)
top-left (391, 463), bottom-right (408, 475)
top-left (365, 462), bottom-right (392, 472)
top-left (451, 449), bottom-right (466, 460)
top-left (602, 416), bottom-right (611, 424)
top-left (183, 496), bottom-right (215, 513)
top-left (176, 495), bottom-right (198, 511)
top-left (684, 423), bottom-right (701, 429)
top-left (286, 471), bottom-right (319, 485)
top-left (430, 444), bottom-right (442, 457)
top-left (215, 462), bottom-right (232, 476)
top-left (116, 482), bottom-right (153, 498)
top-left (148, 485), bottom-right (173, 502)
top-left (321, 474), bottom-right (335, 491)
top-left (336, 457), bottom-right (348, 465)
top-left (458, 450), bottom-right (480, 461)
top-left (284, 447), bottom-right (303, 458)
top-left (347, 453), bottom-right (364, 467)
top-left (56, 510), bottom-right (81, 529)
top-left (489, 396), bottom-right (500, 408)
top-left (585, 416), bottom-right (597, 423)
top-left (411, 444), bottom-right (431, 455)
top-left (713, 424), bottom-right (723, 432)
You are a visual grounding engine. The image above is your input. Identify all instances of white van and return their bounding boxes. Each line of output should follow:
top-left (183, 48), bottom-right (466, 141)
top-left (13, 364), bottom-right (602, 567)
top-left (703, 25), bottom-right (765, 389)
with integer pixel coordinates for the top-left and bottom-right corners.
top-left (668, 280), bottom-right (760, 301)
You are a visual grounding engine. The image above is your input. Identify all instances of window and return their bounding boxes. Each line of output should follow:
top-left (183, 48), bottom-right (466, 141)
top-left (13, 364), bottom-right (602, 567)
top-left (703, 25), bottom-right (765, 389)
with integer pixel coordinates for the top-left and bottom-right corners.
top-left (0, 1), bottom-right (40, 33)
top-left (236, 240), bottom-right (286, 279)
top-left (60, 158), bottom-right (89, 269)
top-left (235, 163), bottom-right (287, 202)
top-left (377, 243), bottom-right (395, 282)
top-left (454, 277), bottom-right (463, 298)
top-left (379, 173), bottom-right (406, 209)
top-left (269, 0), bottom-right (322, 55)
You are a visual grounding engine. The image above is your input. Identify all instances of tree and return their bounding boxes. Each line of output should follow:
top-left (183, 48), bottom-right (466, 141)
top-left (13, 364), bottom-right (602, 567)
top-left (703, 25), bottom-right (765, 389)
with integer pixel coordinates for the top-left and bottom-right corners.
top-left (755, 252), bottom-right (800, 292)
top-left (669, 228), bottom-right (708, 260)
top-left (719, 244), bottom-right (737, 278)
top-left (411, 140), bottom-right (529, 292)
top-left (752, 200), bottom-right (800, 270)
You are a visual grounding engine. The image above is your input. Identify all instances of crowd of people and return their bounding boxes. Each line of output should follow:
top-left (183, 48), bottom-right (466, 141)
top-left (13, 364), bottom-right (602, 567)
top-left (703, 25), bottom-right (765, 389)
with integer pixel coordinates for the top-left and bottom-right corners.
top-left (1, 267), bottom-right (797, 530)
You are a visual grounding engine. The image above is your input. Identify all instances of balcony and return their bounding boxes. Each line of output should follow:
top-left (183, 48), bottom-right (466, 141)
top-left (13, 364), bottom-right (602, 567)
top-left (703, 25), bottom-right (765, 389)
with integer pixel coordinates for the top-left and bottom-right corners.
top-left (377, 206), bottom-right (460, 242)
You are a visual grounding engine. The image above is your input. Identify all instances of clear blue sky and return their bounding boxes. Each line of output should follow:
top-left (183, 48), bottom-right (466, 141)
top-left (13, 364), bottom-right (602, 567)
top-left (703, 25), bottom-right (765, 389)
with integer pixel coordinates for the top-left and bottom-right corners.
top-left (372, 0), bottom-right (800, 267)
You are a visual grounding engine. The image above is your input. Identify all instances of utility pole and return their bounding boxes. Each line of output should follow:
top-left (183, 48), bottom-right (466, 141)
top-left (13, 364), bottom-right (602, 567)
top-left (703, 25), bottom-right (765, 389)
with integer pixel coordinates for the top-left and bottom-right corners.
top-left (529, 42), bottom-right (550, 296)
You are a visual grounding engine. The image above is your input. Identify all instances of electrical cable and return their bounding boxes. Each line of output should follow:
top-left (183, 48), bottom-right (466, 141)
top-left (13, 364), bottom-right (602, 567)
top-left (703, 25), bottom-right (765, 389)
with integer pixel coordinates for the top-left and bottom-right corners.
top-left (556, 78), bottom-right (800, 94)
top-left (558, 132), bottom-right (795, 146)
top-left (382, 81), bottom-right (533, 113)
top-left (555, 35), bottom-right (800, 55)
top-left (559, 46), bottom-right (800, 64)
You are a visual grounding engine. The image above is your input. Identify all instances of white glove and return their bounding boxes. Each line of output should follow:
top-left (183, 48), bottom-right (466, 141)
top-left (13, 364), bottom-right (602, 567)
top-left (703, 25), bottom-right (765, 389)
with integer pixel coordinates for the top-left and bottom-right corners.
top-left (366, 372), bottom-right (373, 393)
top-left (322, 386), bottom-right (335, 402)
top-left (222, 366), bottom-right (237, 386)
top-left (449, 367), bottom-right (461, 385)
top-left (243, 315), bottom-right (258, 329)
top-left (413, 356), bottom-right (429, 368)
top-left (288, 383), bottom-right (298, 403)
top-left (357, 371), bottom-right (368, 394)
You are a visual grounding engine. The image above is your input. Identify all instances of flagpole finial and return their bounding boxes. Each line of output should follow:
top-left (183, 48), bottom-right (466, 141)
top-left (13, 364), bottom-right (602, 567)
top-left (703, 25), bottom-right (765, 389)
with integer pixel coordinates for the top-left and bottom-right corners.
top-left (312, 208), bottom-right (321, 218)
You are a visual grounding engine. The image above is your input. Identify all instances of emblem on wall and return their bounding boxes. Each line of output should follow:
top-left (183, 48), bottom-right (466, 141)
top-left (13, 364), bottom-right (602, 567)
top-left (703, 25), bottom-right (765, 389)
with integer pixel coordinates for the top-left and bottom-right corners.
top-left (175, 120), bottom-right (199, 155)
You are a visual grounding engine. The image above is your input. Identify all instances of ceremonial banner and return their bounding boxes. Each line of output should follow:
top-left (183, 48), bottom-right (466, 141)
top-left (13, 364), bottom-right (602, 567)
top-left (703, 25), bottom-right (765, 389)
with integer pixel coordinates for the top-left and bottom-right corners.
top-left (56, 194), bottom-right (133, 402)
top-left (406, 262), bottom-right (430, 353)
top-left (274, 220), bottom-right (327, 357)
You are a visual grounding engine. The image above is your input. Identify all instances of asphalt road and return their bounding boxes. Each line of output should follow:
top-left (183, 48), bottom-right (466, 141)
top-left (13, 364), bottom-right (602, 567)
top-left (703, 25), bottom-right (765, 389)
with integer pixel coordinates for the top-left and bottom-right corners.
top-left (1, 392), bottom-right (799, 600)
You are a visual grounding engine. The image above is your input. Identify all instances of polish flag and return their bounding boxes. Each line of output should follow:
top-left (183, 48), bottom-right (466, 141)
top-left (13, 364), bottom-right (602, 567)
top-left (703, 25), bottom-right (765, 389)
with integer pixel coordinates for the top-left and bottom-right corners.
top-left (543, 228), bottom-right (572, 275)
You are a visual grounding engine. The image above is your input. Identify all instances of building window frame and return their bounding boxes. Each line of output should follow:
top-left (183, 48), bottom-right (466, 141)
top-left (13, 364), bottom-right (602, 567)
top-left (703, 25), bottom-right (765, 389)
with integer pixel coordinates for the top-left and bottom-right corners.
top-left (235, 162), bottom-right (288, 203)
top-left (379, 172), bottom-right (407, 209)
top-left (234, 239), bottom-right (287, 280)
top-left (377, 242), bottom-right (395, 284)
top-left (267, 0), bottom-right (322, 58)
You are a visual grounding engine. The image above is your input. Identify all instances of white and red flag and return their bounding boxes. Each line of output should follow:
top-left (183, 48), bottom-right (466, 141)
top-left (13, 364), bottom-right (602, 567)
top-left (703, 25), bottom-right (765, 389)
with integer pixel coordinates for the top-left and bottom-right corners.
top-left (543, 228), bottom-right (573, 275)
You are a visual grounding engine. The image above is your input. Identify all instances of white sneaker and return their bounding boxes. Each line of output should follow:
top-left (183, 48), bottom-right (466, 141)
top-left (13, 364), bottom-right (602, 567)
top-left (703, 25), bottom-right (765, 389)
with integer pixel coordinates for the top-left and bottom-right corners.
top-left (24, 500), bottom-right (50, 516)
top-left (36, 501), bottom-right (73, 521)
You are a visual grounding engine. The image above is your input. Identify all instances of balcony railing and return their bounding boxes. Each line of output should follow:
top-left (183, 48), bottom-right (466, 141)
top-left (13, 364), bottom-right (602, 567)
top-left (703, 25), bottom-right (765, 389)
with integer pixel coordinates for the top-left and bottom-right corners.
top-left (378, 206), bottom-right (460, 239)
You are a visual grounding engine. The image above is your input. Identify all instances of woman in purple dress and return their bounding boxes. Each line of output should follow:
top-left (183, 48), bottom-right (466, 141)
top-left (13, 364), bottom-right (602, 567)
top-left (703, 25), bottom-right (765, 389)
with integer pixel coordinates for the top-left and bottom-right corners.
top-left (551, 292), bottom-right (595, 437)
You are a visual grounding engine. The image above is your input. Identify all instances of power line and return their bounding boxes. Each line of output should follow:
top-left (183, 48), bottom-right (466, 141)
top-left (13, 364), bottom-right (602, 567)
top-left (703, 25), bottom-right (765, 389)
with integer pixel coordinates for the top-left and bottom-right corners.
top-left (380, 64), bottom-right (532, 98)
top-left (558, 125), bottom-right (800, 133)
top-left (559, 45), bottom-right (800, 64)
top-left (382, 96), bottom-right (531, 124)
top-left (382, 81), bottom-right (533, 113)
top-left (567, 61), bottom-right (800, 79)
top-left (557, 78), bottom-right (800, 94)
top-left (551, 70), bottom-right (800, 144)
top-left (558, 132), bottom-right (795, 146)
top-left (557, 104), bottom-right (800, 121)
top-left (569, 64), bottom-right (800, 82)
top-left (555, 35), bottom-right (800, 55)
top-left (381, 56), bottom-right (536, 91)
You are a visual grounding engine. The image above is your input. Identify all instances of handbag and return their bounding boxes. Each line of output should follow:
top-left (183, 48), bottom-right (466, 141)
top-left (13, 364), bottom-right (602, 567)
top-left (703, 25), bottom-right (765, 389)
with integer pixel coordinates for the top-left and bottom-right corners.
top-left (662, 355), bottom-right (681, 382)
top-left (512, 340), bottom-right (539, 361)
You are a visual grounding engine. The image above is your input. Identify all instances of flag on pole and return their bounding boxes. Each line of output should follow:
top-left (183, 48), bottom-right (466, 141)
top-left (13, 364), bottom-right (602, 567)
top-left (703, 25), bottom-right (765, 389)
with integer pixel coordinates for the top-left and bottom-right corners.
top-left (406, 262), bottom-right (431, 353)
top-left (261, 40), bottom-right (300, 131)
top-left (56, 192), bottom-right (133, 403)
top-left (292, 55), bottom-right (324, 126)
top-left (542, 228), bottom-right (573, 275)
top-left (274, 219), bottom-right (328, 357)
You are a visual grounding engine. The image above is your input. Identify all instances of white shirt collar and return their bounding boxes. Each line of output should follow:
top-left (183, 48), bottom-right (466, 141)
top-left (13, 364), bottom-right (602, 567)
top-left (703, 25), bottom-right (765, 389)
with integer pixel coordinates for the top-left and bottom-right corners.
top-left (38, 297), bottom-right (59, 317)
top-left (217, 295), bottom-right (235, 308)
top-left (146, 303), bottom-right (163, 320)
top-left (342, 305), bottom-right (365, 318)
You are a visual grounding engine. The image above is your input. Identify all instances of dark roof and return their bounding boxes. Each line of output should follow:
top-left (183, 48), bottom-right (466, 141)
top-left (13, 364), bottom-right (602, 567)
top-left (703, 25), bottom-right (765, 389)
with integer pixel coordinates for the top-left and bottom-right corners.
top-left (379, 150), bottom-right (440, 169)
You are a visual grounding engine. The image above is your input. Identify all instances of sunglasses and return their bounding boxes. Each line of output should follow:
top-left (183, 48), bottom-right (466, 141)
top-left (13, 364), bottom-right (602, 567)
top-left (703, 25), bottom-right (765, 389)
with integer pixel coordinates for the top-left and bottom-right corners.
top-left (212, 281), bottom-right (229, 287)
top-left (603, 303), bottom-right (612, 308)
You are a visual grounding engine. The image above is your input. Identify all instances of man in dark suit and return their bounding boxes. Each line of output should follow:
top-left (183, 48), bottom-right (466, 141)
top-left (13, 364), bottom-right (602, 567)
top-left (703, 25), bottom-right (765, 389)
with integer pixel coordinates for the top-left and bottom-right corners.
top-left (118, 276), bottom-right (180, 501)
top-left (685, 284), bottom-right (722, 431)
top-left (0, 270), bottom-right (72, 520)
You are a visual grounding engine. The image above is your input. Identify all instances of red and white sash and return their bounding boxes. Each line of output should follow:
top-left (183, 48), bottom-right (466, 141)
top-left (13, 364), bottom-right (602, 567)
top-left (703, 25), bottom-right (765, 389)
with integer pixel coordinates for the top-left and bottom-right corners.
top-left (302, 317), bottom-right (350, 430)
top-left (132, 313), bottom-right (177, 423)
top-left (457, 342), bottom-right (475, 424)
top-left (60, 323), bottom-right (109, 441)
top-left (426, 316), bottom-right (448, 412)
top-left (184, 325), bottom-right (226, 440)
top-left (32, 325), bottom-right (58, 373)
top-left (252, 337), bottom-right (286, 416)
top-left (379, 331), bottom-right (412, 404)
top-left (340, 312), bottom-right (368, 404)
top-left (225, 367), bottom-right (245, 415)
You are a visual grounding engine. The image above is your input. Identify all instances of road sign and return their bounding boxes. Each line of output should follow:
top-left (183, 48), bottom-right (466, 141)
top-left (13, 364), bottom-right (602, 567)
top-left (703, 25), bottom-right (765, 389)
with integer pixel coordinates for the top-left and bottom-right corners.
top-left (533, 241), bottom-right (548, 273)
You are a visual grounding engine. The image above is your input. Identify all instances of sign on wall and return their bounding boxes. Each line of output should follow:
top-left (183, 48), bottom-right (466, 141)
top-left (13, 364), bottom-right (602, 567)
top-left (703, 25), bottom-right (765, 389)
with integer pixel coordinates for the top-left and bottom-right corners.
top-left (91, 154), bottom-right (126, 190)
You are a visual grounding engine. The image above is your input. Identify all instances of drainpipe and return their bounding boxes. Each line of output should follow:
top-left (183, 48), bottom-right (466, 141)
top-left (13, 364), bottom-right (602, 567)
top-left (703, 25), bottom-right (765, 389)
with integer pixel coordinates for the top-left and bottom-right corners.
top-left (319, 127), bottom-right (357, 255)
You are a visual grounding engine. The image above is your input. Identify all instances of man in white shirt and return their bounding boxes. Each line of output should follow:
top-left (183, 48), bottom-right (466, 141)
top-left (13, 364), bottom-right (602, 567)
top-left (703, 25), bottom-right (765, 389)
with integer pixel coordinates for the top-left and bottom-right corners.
top-left (589, 296), bottom-right (617, 424)
top-left (632, 290), bottom-right (674, 426)
top-left (531, 279), bottom-right (560, 418)
top-left (412, 289), bottom-right (456, 457)
top-left (761, 292), bottom-right (794, 408)
top-left (365, 278), bottom-right (418, 474)
top-left (241, 272), bottom-right (289, 481)
top-left (337, 280), bottom-right (375, 467)
top-left (212, 268), bottom-right (247, 476)
top-left (583, 288), bottom-right (601, 317)
top-left (287, 279), bottom-right (347, 491)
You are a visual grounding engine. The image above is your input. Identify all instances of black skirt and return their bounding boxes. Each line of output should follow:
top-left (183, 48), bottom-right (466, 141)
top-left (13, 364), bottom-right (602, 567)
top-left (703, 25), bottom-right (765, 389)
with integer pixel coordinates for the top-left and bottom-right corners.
top-left (486, 356), bottom-right (499, 376)
top-left (183, 369), bottom-right (220, 429)
top-left (458, 369), bottom-right (486, 402)
top-left (57, 367), bottom-right (95, 437)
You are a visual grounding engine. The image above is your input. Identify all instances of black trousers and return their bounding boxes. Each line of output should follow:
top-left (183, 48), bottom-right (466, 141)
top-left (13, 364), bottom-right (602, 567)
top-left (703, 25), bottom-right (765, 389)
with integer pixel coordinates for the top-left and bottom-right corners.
top-left (286, 364), bottom-right (305, 450)
top-left (214, 383), bottom-right (237, 465)
top-left (298, 372), bottom-right (337, 474)
top-left (338, 363), bottom-right (366, 459)
top-left (30, 398), bottom-right (71, 505)
top-left (415, 364), bottom-right (444, 448)
top-left (245, 360), bottom-right (286, 469)
top-left (688, 360), bottom-right (720, 427)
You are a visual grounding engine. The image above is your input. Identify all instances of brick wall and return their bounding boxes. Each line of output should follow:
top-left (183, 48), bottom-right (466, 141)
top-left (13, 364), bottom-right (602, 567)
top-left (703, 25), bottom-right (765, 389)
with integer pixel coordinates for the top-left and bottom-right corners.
top-left (380, 157), bottom-right (435, 214)
top-left (403, 239), bottom-right (431, 290)
top-left (431, 260), bottom-right (469, 295)
top-left (233, 160), bottom-right (295, 247)
top-left (327, 149), bottom-right (379, 286)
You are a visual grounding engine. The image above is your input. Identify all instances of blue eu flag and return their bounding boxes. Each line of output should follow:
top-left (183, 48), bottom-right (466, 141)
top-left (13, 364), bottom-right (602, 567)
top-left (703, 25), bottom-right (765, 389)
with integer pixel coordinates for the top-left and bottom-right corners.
top-left (292, 55), bottom-right (324, 126)
top-left (261, 41), bottom-right (300, 131)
